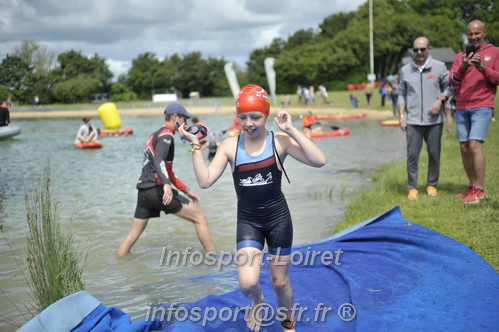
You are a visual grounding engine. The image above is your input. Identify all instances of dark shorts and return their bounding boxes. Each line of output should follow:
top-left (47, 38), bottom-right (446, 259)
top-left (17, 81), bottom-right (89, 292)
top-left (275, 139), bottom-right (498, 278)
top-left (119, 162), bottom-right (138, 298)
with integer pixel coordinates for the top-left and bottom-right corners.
top-left (134, 186), bottom-right (189, 219)
top-left (236, 198), bottom-right (293, 255)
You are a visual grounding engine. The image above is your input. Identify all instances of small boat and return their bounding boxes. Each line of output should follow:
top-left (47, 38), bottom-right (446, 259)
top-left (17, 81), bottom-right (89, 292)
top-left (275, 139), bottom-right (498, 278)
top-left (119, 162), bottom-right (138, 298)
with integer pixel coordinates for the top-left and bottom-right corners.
top-left (309, 128), bottom-right (351, 138)
top-left (0, 125), bottom-right (21, 140)
top-left (73, 141), bottom-right (103, 149)
top-left (98, 128), bottom-right (134, 136)
top-left (315, 113), bottom-right (367, 120)
top-left (380, 120), bottom-right (400, 127)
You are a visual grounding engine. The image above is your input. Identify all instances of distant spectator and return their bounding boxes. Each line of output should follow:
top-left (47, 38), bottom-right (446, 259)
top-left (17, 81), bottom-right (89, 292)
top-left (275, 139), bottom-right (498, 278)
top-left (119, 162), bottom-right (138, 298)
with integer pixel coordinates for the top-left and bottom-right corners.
top-left (207, 133), bottom-right (219, 161)
top-left (380, 81), bottom-right (388, 107)
top-left (308, 85), bottom-right (315, 105)
top-left (444, 87), bottom-right (456, 133)
top-left (350, 94), bottom-right (359, 108)
top-left (303, 88), bottom-right (311, 105)
top-left (296, 85), bottom-right (304, 105)
top-left (389, 77), bottom-right (400, 117)
top-left (364, 82), bottom-right (374, 106)
top-left (318, 84), bottom-right (328, 106)
top-left (280, 94), bottom-right (291, 108)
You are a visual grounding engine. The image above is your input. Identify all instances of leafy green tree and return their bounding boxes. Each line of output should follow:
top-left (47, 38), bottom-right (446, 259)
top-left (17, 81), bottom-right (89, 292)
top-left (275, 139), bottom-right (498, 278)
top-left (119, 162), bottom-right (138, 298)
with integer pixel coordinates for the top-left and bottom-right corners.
top-left (285, 29), bottom-right (317, 50)
top-left (126, 52), bottom-right (163, 99)
top-left (172, 52), bottom-right (208, 97)
top-left (52, 75), bottom-right (100, 103)
top-left (275, 0), bottom-right (462, 91)
top-left (246, 38), bottom-right (286, 90)
top-left (13, 41), bottom-right (59, 104)
top-left (206, 57), bottom-right (231, 97)
top-left (168, 52), bottom-right (230, 98)
top-left (55, 50), bottom-right (113, 92)
top-left (22, 71), bottom-right (58, 105)
top-left (319, 12), bottom-right (356, 40)
top-left (0, 55), bottom-right (32, 102)
top-left (404, 0), bottom-right (498, 45)
top-left (0, 86), bottom-right (11, 103)
top-left (109, 82), bottom-right (137, 102)
top-left (14, 40), bottom-right (56, 76)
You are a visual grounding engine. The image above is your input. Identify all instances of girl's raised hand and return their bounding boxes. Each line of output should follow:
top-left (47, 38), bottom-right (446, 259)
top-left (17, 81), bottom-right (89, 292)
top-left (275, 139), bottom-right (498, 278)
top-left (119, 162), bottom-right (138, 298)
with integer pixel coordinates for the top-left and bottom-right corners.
top-left (275, 111), bottom-right (293, 132)
top-left (177, 122), bottom-right (198, 144)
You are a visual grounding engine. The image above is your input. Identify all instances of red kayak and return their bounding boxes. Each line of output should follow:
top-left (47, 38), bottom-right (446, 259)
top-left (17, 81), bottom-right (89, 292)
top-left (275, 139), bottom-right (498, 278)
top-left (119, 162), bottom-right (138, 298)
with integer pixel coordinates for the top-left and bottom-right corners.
top-left (73, 141), bottom-right (103, 149)
top-left (315, 113), bottom-right (367, 120)
top-left (309, 128), bottom-right (351, 137)
top-left (98, 128), bottom-right (134, 136)
top-left (379, 120), bottom-right (400, 127)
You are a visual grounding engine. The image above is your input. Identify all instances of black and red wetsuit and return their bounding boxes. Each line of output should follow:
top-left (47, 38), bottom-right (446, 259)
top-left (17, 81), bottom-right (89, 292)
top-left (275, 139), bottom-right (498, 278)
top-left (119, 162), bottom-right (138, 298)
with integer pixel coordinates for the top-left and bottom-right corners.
top-left (0, 105), bottom-right (10, 127)
top-left (134, 124), bottom-right (189, 218)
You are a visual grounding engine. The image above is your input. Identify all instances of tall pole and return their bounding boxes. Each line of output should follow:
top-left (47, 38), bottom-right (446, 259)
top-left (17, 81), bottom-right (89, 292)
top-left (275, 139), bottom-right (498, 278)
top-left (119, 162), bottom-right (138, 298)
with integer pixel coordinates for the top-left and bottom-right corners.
top-left (369, 0), bottom-right (375, 83)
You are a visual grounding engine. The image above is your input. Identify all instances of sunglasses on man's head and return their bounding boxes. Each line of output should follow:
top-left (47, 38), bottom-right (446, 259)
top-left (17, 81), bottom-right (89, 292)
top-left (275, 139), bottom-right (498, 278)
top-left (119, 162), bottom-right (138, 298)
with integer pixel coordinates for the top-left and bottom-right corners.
top-left (413, 48), bottom-right (427, 53)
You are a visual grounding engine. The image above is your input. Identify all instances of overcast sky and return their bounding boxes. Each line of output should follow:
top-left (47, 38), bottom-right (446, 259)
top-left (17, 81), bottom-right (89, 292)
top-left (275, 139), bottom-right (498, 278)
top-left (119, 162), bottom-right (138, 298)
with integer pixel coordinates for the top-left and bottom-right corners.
top-left (1, 0), bottom-right (365, 79)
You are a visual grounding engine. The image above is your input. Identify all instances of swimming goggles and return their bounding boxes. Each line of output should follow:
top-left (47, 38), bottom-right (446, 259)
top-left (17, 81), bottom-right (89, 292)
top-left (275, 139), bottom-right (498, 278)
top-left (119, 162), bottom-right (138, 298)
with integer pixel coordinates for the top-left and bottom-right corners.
top-left (177, 122), bottom-right (208, 141)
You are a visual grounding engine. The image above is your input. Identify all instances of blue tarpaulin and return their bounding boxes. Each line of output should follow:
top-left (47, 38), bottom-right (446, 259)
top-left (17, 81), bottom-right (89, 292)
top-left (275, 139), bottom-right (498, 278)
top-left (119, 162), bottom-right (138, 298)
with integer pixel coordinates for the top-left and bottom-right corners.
top-left (19, 207), bottom-right (499, 331)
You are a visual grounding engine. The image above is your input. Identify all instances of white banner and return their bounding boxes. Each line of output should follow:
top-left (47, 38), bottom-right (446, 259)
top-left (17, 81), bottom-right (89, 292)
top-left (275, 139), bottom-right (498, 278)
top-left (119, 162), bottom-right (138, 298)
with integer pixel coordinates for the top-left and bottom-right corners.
top-left (152, 94), bottom-right (178, 103)
top-left (224, 62), bottom-right (240, 100)
top-left (264, 57), bottom-right (277, 106)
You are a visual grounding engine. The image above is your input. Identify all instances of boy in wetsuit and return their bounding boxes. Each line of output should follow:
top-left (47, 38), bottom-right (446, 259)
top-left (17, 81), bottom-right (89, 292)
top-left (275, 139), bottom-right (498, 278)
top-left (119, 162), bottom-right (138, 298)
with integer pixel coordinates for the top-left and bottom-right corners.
top-left (301, 110), bottom-right (323, 139)
top-left (179, 85), bottom-right (326, 331)
top-left (117, 103), bottom-right (214, 256)
top-left (0, 101), bottom-right (11, 127)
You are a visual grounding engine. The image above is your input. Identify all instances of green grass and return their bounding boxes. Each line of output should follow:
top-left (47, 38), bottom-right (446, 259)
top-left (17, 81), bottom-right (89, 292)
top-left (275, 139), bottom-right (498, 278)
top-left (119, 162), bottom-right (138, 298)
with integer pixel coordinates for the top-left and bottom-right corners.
top-left (25, 164), bottom-right (86, 313)
top-left (335, 122), bottom-right (499, 269)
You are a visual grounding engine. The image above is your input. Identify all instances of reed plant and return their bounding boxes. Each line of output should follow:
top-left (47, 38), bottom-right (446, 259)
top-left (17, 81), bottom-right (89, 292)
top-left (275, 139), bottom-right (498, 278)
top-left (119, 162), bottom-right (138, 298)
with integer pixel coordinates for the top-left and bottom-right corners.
top-left (25, 165), bottom-right (86, 312)
top-left (336, 122), bottom-right (499, 269)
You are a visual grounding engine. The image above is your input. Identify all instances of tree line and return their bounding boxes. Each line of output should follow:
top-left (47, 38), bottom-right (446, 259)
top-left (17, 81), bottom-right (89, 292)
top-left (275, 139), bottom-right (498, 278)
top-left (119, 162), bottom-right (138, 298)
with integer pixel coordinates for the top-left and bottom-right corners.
top-left (0, 0), bottom-right (496, 105)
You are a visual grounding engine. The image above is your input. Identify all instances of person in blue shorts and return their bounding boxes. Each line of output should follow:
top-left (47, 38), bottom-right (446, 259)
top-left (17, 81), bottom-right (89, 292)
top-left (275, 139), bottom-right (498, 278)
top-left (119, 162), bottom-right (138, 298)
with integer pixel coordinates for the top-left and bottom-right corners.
top-left (179, 85), bottom-right (326, 331)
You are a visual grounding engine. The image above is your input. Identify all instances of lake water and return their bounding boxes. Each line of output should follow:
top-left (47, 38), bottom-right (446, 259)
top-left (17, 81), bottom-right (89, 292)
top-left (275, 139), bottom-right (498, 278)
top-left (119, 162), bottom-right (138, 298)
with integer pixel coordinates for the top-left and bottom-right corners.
top-left (0, 113), bottom-right (405, 330)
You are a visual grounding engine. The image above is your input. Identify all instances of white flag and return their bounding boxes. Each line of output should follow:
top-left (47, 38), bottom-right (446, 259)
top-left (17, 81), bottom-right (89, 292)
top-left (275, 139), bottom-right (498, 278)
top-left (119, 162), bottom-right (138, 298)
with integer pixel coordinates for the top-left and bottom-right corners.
top-left (224, 62), bottom-right (240, 100)
top-left (264, 57), bottom-right (277, 106)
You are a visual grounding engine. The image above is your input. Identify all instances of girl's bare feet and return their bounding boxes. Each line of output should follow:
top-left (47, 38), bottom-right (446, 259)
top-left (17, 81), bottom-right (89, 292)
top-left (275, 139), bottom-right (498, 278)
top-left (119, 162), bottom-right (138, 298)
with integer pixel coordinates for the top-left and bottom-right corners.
top-left (246, 294), bottom-right (264, 332)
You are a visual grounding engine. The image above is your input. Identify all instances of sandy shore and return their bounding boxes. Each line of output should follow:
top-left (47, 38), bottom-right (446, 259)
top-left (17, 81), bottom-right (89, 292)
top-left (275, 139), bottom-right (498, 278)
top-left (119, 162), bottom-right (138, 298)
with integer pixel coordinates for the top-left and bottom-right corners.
top-left (10, 106), bottom-right (393, 120)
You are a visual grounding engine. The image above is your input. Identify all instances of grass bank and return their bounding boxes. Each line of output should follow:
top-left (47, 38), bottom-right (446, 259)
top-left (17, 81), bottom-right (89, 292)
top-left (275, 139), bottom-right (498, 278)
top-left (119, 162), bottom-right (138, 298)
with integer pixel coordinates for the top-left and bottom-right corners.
top-left (336, 121), bottom-right (499, 269)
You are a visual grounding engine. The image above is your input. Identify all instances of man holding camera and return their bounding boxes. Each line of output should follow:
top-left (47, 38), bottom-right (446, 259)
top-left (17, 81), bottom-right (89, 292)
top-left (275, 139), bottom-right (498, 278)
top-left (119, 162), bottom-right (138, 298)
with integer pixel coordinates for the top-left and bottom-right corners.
top-left (398, 36), bottom-right (452, 200)
top-left (449, 20), bottom-right (499, 204)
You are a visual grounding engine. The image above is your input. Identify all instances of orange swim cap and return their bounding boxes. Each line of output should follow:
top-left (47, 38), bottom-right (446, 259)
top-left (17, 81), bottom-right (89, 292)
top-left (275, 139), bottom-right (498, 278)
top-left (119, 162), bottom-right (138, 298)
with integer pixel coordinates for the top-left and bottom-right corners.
top-left (236, 84), bottom-right (270, 117)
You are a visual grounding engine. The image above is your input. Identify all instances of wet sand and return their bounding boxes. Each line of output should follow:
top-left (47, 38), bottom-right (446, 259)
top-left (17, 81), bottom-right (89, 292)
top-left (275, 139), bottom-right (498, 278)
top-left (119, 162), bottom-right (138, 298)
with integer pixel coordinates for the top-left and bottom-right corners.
top-left (10, 106), bottom-right (393, 120)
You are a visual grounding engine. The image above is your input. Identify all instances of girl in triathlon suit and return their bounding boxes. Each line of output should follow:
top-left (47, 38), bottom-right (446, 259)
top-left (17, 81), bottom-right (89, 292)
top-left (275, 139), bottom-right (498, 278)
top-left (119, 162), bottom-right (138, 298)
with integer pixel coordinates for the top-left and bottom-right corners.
top-left (179, 84), bottom-right (326, 331)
